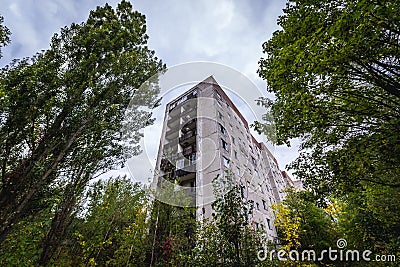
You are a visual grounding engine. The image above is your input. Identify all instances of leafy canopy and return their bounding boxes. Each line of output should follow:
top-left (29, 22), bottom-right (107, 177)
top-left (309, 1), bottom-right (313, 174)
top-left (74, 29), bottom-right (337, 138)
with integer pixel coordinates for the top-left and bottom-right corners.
top-left (0, 0), bottom-right (164, 244)
top-left (257, 0), bottom-right (400, 198)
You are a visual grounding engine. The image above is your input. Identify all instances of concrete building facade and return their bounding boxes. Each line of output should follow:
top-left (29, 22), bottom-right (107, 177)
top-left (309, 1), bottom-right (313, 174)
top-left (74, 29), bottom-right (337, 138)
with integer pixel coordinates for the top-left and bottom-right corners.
top-left (154, 76), bottom-right (293, 240)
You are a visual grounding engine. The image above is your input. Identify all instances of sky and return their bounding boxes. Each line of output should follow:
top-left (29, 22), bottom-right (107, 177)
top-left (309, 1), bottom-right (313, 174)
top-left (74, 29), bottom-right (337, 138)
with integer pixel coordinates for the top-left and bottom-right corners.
top-left (0, 0), bottom-right (300, 181)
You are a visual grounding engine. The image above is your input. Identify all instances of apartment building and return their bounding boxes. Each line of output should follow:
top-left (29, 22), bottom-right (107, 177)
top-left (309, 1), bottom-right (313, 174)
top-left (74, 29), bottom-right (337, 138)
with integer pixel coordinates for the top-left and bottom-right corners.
top-left (154, 76), bottom-right (293, 239)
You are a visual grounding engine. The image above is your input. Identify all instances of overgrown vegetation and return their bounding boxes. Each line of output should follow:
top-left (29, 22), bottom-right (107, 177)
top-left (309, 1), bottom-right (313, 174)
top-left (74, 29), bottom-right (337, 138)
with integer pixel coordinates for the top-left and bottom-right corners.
top-left (0, 1), bottom-right (164, 265)
top-left (1, 0), bottom-right (399, 266)
top-left (256, 0), bottom-right (400, 266)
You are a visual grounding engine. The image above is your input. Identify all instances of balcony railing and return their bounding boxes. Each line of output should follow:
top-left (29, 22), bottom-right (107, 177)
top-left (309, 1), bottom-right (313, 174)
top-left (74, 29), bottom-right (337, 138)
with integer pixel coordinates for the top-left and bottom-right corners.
top-left (165, 129), bottom-right (179, 140)
top-left (160, 158), bottom-right (175, 172)
top-left (180, 107), bottom-right (196, 119)
top-left (176, 154), bottom-right (196, 170)
top-left (164, 139), bottom-right (179, 147)
top-left (183, 146), bottom-right (196, 156)
top-left (175, 169), bottom-right (191, 177)
top-left (183, 186), bottom-right (196, 198)
top-left (182, 118), bottom-right (196, 131)
top-left (179, 131), bottom-right (196, 143)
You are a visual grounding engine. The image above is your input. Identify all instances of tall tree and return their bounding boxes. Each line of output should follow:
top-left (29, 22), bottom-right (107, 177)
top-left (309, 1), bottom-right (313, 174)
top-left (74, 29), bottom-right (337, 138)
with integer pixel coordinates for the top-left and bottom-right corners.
top-left (257, 0), bottom-right (400, 199)
top-left (272, 189), bottom-right (338, 264)
top-left (65, 177), bottom-right (149, 266)
top-left (145, 178), bottom-right (196, 266)
top-left (339, 185), bottom-right (400, 260)
top-left (188, 172), bottom-right (266, 266)
top-left (0, 0), bottom-right (164, 245)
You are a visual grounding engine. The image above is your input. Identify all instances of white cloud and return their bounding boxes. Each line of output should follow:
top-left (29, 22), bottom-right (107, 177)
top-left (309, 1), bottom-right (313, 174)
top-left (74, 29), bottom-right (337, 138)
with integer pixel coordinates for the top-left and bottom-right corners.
top-left (9, 3), bottom-right (21, 18)
top-left (214, 0), bottom-right (234, 30)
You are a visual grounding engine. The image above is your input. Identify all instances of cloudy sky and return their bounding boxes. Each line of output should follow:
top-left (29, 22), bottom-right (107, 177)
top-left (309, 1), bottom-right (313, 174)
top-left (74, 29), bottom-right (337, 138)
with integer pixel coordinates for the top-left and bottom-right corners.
top-left (0, 0), bottom-right (300, 181)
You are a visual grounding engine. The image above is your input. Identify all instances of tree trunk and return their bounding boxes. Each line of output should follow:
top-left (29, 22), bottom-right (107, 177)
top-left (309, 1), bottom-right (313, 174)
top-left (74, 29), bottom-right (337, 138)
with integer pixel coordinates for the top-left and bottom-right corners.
top-left (39, 192), bottom-right (76, 265)
top-left (0, 122), bottom-right (86, 244)
top-left (39, 163), bottom-right (93, 266)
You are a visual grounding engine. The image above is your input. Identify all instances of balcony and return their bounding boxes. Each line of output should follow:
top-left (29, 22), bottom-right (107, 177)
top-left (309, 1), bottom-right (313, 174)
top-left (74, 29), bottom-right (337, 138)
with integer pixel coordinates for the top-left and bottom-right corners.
top-left (161, 170), bottom-right (176, 181)
top-left (169, 105), bottom-right (181, 117)
top-left (164, 138), bottom-right (179, 148)
top-left (167, 115), bottom-right (180, 129)
top-left (176, 155), bottom-right (196, 170)
top-left (179, 130), bottom-right (196, 145)
top-left (182, 118), bottom-right (196, 131)
top-left (160, 158), bottom-right (175, 172)
top-left (163, 146), bottom-right (178, 160)
top-left (183, 146), bottom-right (196, 157)
top-left (175, 168), bottom-right (191, 178)
top-left (180, 106), bottom-right (196, 119)
top-left (182, 186), bottom-right (196, 204)
top-left (175, 155), bottom-right (196, 180)
top-left (165, 128), bottom-right (179, 140)
top-left (181, 99), bottom-right (197, 112)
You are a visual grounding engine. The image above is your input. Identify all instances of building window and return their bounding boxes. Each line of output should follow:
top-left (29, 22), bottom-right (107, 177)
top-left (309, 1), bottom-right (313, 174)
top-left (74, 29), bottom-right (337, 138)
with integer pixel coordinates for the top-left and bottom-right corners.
top-left (177, 95), bottom-right (188, 105)
top-left (251, 157), bottom-right (256, 165)
top-left (218, 111), bottom-right (223, 120)
top-left (232, 136), bottom-right (235, 144)
top-left (169, 102), bottom-right (177, 111)
top-left (219, 123), bottom-right (227, 135)
top-left (221, 139), bottom-right (229, 152)
top-left (266, 218), bottom-right (272, 230)
top-left (248, 168), bottom-right (252, 175)
top-left (262, 199), bottom-right (267, 210)
top-left (216, 91), bottom-right (222, 100)
top-left (217, 100), bottom-right (222, 108)
top-left (234, 150), bottom-right (238, 159)
top-left (229, 123), bottom-right (233, 130)
top-left (223, 157), bottom-right (230, 168)
top-left (256, 202), bottom-right (260, 210)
